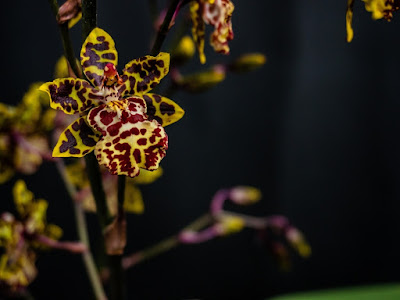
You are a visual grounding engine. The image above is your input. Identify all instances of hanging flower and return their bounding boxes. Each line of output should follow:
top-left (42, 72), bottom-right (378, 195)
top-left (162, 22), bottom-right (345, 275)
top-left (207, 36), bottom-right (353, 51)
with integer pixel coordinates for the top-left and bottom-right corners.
top-left (346, 0), bottom-right (400, 42)
top-left (40, 28), bottom-right (184, 178)
top-left (0, 84), bottom-right (55, 184)
top-left (190, 0), bottom-right (235, 64)
top-left (0, 181), bottom-right (84, 289)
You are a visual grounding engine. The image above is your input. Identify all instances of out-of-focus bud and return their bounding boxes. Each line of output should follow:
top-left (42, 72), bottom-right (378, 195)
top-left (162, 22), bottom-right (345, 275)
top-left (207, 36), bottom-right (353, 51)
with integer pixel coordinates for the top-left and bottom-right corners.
top-left (178, 65), bottom-right (226, 93)
top-left (229, 53), bottom-right (267, 73)
top-left (229, 186), bottom-right (261, 205)
top-left (54, 56), bottom-right (80, 79)
top-left (171, 36), bottom-right (196, 66)
top-left (216, 215), bottom-right (245, 236)
top-left (131, 167), bottom-right (163, 185)
top-left (286, 227), bottom-right (311, 258)
top-left (57, 0), bottom-right (82, 28)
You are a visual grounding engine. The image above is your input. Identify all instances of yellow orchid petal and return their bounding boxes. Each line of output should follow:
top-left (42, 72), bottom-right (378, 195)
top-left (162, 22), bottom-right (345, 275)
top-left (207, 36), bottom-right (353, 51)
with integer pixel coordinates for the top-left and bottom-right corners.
top-left (39, 78), bottom-right (103, 115)
top-left (143, 93), bottom-right (184, 127)
top-left (44, 224), bottom-right (63, 241)
top-left (190, 1), bottom-right (206, 64)
top-left (346, 0), bottom-right (355, 42)
top-left (12, 180), bottom-right (34, 218)
top-left (54, 56), bottom-right (80, 79)
top-left (68, 11), bottom-right (82, 28)
top-left (123, 183), bottom-right (144, 214)
top-left (14, 136), bottom-right (48, 175)
top-left (53, 116), bottom-right (101, 157)
top-left (0, 164), bottom-right (14, 185)
top-left (120, 52), bottom-right (170, 96)
top-left (131, 167), bottom-right (163, 185)
top-left (65, 160), bottom-right (90, 188)
top-left (80, 27), bottom-right (118, 87)
top-left (25, 199), bottom-right (48, 234)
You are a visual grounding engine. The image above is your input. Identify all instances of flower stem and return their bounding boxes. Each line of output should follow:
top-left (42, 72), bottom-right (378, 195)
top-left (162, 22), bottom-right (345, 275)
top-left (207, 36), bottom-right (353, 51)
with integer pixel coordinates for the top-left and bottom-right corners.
top-left (107, 175), bottom-right (126, 300)
top-left (122, 213), bottom-right (213, 269)
top-left (55, 160), bottom-right (108, 300)
top-left (150, 0), bottom-right (182, 56)
top-left (82, 0), bottom-right (97, 40)
top-left (47, 0), bottom-right (81, 77)
top-left (85, 153), bottom-right (112, 229)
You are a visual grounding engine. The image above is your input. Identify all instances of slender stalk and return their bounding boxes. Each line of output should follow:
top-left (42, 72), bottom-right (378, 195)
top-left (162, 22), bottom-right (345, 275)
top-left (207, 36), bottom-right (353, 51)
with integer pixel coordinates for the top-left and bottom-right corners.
top-left (122, 213), bottom-right (213, 269)
top-left (85, 153), bottom-right (112, 229)
top-left (55, 160), bottom-right (108, 300)
top-left (82, 0), bottom-right (97, 40)
top-left (108, 175), bottom-right (127, 300)
top-left (150, 0), bottom-right (181, 56)
top-left (47, 0), bottom-right (81, 77)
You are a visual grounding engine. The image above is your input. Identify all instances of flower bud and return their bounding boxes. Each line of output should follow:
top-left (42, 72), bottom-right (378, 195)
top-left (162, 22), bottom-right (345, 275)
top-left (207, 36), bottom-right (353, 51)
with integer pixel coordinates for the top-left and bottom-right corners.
top-left (286, 227), bottom-right (311, 258)
top-left (57, 0), bottom-right (82, 28)
top-left (229, 53), bottom-right (267, 73)
top-left (178, 65), bottom-right (226, 93)
top-left (217, 215), bottom-right (245, 236)
top-left (171, 36), bottom-right (196, 65)
top-left (229, 186), bottom-right (261, 205)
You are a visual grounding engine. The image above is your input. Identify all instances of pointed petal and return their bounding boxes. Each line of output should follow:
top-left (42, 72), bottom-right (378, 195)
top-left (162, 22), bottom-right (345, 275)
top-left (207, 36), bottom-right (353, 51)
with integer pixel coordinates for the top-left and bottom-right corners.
top-left (120, 53), bottom-right (170, 96)
top-left (88, 97), bottom-right (168, 177)
top-left (346, 0), bottom-right (355, 42)
top-left (80, 27), bottom-right (118, 87)
top-left (143, 93), bottom-right (184, 127)
top-left (12, 180), bottom-right (34, 218)
top-left (131, 167), bottom-right (163, 184)
top-left (190, 1), bottom-right (206, 64)
top-left (39, 78), bottom-right (103, 114)
top-left (53, 117), bottom-right (101, 157)
top-left (124, 182), bottom-right (144, 214)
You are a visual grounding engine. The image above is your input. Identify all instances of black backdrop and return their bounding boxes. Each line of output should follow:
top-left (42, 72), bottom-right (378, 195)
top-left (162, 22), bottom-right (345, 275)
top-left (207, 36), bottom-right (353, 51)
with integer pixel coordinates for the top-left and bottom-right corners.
top-left (2, 1), bottom-right (400, 299)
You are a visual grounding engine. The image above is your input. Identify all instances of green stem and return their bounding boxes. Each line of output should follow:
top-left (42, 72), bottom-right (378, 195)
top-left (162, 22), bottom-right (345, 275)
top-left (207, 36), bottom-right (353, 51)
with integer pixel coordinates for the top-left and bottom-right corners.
top-left (122, 213), bottom-right (213, 269)
top-left (85, 153), bottom-right (112, 229)
top-left (47, 0), bottom-right (81, 77)
top-left (108, 175), bottom-right (126, 300)
top-left (55, 160), bottom-right (108, 300)
top-left (82, 0), bottom-right (97, 40)
top-left (150, 0), bottom-right (181, 56)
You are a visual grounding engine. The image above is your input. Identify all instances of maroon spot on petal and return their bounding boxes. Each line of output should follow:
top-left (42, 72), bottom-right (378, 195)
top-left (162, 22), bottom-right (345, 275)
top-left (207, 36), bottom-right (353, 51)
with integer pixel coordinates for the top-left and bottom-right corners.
top-left (133, 148), bottom-right (141, 163)
top-left (59, 129), bottom-right (80, 154)
top-left (131, 127), bottom-right (140, 135)
top-left (140, 129), bottom-right (147, 135)
top-left (106, 142), bottom-right (111, 147)
top-left (71, 118), bottom-right (99, 147)
top-left (100, 110), bottom-right (116, 126)
top-left (137, 138), bottom-right (147, 146)
top-left (107, 122), bottom-right (122, 136)
top-left (102, 53), bottom-right (116, 60)
top-left (49, 80), bottom-right (79, 113)
top-left (160, 102), bottom-right (176, 116)
top-left (152, 94), bottom-right (162, 103)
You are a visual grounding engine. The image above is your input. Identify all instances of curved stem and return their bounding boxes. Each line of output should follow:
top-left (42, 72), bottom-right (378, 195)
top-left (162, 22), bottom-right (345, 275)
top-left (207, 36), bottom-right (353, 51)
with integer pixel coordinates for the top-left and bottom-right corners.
top-left (122, 213), bottom-right (213, 269)
top-left (47, 0), bottom-right (81, 77)
top-left (150, 0), bottom-right (181, 56)
top-left (55, 160), bottom-right (108, 300)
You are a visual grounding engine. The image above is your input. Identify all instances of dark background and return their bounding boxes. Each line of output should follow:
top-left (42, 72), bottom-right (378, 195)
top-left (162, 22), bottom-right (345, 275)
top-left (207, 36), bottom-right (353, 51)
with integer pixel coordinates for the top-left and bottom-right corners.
top-left (2, 0), bottom-right (400, 299)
